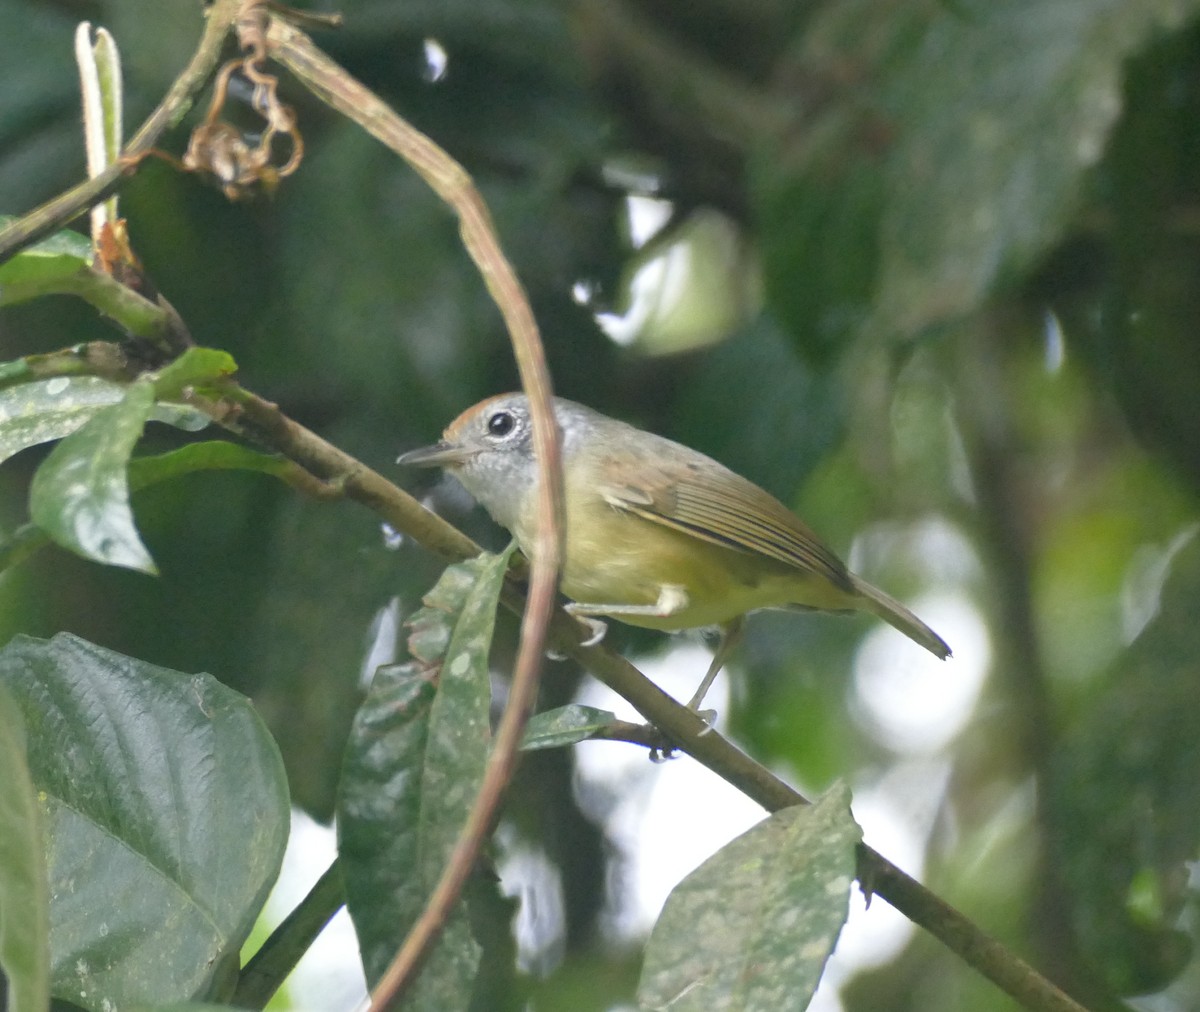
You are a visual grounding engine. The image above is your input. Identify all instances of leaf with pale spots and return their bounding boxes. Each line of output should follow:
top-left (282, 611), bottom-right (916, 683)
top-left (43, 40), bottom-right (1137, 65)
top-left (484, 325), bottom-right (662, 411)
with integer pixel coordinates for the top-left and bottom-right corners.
top-left (29, 379), bottom-right (157, 573)
top-left (0, 376), bottom-right (131, 466)
top-left (638, 781), bottom-right (861, 1011)
top-left (0, 634), bottom-right (289, 1011)
top-left (338, 545), bottom-right (514, 1000)
top-left (0, 374), bottom-right (209, 462)
top-left (521, 703), bottom-right (620, 750)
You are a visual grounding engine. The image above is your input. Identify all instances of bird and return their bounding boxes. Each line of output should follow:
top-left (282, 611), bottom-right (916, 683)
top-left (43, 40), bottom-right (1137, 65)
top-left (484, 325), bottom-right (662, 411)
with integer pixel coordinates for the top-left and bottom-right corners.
top-left (399, 393), bottom-right (951, 710)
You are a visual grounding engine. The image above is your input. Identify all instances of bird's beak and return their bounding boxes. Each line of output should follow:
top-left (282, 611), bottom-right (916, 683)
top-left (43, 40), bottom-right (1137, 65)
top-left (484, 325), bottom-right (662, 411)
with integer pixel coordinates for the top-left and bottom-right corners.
top-left (396, 440), bottom-right (474, 468)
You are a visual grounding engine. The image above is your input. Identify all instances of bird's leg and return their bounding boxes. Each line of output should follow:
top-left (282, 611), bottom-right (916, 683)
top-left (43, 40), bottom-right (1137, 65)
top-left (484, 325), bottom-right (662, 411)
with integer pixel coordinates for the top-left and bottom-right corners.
top-left (564, 584), bottom-right (689, 620)
top-left (686, 615), bottom-right (745, 712)
top-left (563, 585), bottom-right (688, 654)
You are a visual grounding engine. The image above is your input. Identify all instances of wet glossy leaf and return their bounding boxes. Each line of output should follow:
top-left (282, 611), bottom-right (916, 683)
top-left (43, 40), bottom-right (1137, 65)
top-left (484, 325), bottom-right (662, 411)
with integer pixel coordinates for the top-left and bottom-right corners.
top-left (0, 375), bottom-right (129, 466)
top-left (29, 379), bottom-right (157, 572)
top-left (0, 634), bottom-right (290, 1011)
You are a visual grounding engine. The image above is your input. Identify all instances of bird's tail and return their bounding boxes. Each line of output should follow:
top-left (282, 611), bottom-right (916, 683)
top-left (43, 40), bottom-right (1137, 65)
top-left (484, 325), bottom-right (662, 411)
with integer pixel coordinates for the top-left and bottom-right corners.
top-left (851, 576), bottom-right (952, 660)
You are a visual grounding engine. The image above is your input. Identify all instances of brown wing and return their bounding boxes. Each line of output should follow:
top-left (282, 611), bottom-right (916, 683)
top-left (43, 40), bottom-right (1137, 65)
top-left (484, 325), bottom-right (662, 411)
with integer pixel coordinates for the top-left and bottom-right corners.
top-left (600, 469), bottom-right (855, 594)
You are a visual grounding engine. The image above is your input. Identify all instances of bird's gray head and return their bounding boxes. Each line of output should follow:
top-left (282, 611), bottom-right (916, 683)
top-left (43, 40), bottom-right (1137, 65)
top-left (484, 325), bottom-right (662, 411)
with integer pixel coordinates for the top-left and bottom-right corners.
top-left (397, 393), bottom-right (596, 530)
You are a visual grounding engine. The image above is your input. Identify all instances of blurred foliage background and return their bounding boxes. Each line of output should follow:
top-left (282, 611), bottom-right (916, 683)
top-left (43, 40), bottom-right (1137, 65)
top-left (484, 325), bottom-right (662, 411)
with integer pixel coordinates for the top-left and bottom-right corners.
top-left (5, 0), bottom-right (1200, 1009)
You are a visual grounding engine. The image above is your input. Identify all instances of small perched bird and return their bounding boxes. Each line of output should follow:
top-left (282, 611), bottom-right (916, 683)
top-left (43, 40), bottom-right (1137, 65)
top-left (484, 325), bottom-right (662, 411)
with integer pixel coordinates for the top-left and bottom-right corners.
top-left (399, 394), bottom-right (950, 710)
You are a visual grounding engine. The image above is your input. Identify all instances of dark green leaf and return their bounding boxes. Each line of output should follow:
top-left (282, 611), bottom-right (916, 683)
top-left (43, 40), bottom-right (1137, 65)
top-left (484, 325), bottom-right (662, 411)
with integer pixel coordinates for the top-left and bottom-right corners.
top-left (0, 684), bottom-right (50, 1012)
top-left (29, 379), bottom-right (157, 573)
top-left (754, 150), bottom-right (884, 361)
top-left (151, 347), bottom-right (238, 400)
top-left (0, 633), bottom-right (290, 1011)
top-left (521, 704), bottom-right (619, 750)
top-left (671, 316), bottom-right (844, 499)
top-left (127, 441), bottom-right (290, 490)
top-left (337, 659), bottom-right (440, 985)
top-left (0, 217), bottom-right (91, 292)
top-left (338, 547), bottom-right (513, 999)
top-left (638, 781), bottom-right (861, 1011)
top-left (234, 487), bottom-right (406, 818)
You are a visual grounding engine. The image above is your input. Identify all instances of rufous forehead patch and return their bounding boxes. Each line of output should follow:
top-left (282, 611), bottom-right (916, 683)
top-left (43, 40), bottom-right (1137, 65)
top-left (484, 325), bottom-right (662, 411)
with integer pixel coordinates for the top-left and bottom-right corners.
top-left (443, 392), bottom-right (520, 439)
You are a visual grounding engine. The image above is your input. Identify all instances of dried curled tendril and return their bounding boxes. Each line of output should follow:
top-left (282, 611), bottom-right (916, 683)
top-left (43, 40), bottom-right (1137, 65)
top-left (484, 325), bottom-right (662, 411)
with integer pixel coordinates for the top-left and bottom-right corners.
top-left (127, 2), bottom-right (308, 199)
top-left (180, 56), bottom-right (304, 200)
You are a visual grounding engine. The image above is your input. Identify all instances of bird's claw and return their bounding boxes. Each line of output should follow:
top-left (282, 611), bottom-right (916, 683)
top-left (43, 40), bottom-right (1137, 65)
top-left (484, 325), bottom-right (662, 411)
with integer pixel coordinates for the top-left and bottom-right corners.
top-left (577, 616), bottom-right (607, 648)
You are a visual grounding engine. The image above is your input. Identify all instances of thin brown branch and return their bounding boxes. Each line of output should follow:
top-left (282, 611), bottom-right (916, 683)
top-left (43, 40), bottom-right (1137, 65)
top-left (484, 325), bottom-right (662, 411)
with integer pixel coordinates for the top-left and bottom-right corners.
top-left (218, 383), bottom-right (482, 563)
top-left (260, 19), bottom-right (564, 1008)
top-left (0, 0), bottom-right (240, 263)
top-left (863, 852), bottom-right (1089, 1012)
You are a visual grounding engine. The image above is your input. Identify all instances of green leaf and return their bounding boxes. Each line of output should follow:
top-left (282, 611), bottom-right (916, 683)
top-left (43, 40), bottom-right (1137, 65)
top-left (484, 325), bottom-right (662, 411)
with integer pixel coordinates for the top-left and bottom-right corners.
top-left (29, 379), bottom-right (157, 573)
top-left (0, 634), bottom-right (290, 1012)
top-left (0, 684), bottom-right (50, 1012)
top-left (338, 547), bottom-right (513, 1000)
top-left (0, 375), bottom-right (128, 466)
top-left (0, 373), bottom-right (209, 463)
top-left (151, 347), bottom-right (238, 400)
top-left (638, 781), bottom-right (861, 1011)
top-left (0, 217), bottom-right (91, 292)
top-left (127, 441), bottom-right (291, 490)
top-left (755, 0), bottom-right (1200, 353)
top-left (2, 443), bottom-right (282, 577)
top-left (521, 704), bottom-right (619, 750)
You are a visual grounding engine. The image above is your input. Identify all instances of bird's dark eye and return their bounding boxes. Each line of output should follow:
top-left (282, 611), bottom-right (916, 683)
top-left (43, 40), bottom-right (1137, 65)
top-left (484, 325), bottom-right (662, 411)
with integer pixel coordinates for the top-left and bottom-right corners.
top-left (486, 410), bottom-right (516, 437)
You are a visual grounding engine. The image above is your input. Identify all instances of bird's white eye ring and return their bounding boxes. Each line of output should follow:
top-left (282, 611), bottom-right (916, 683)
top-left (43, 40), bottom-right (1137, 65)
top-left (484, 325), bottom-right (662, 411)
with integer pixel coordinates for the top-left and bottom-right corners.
top-left (486, 410), bottom-right (516, 437)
